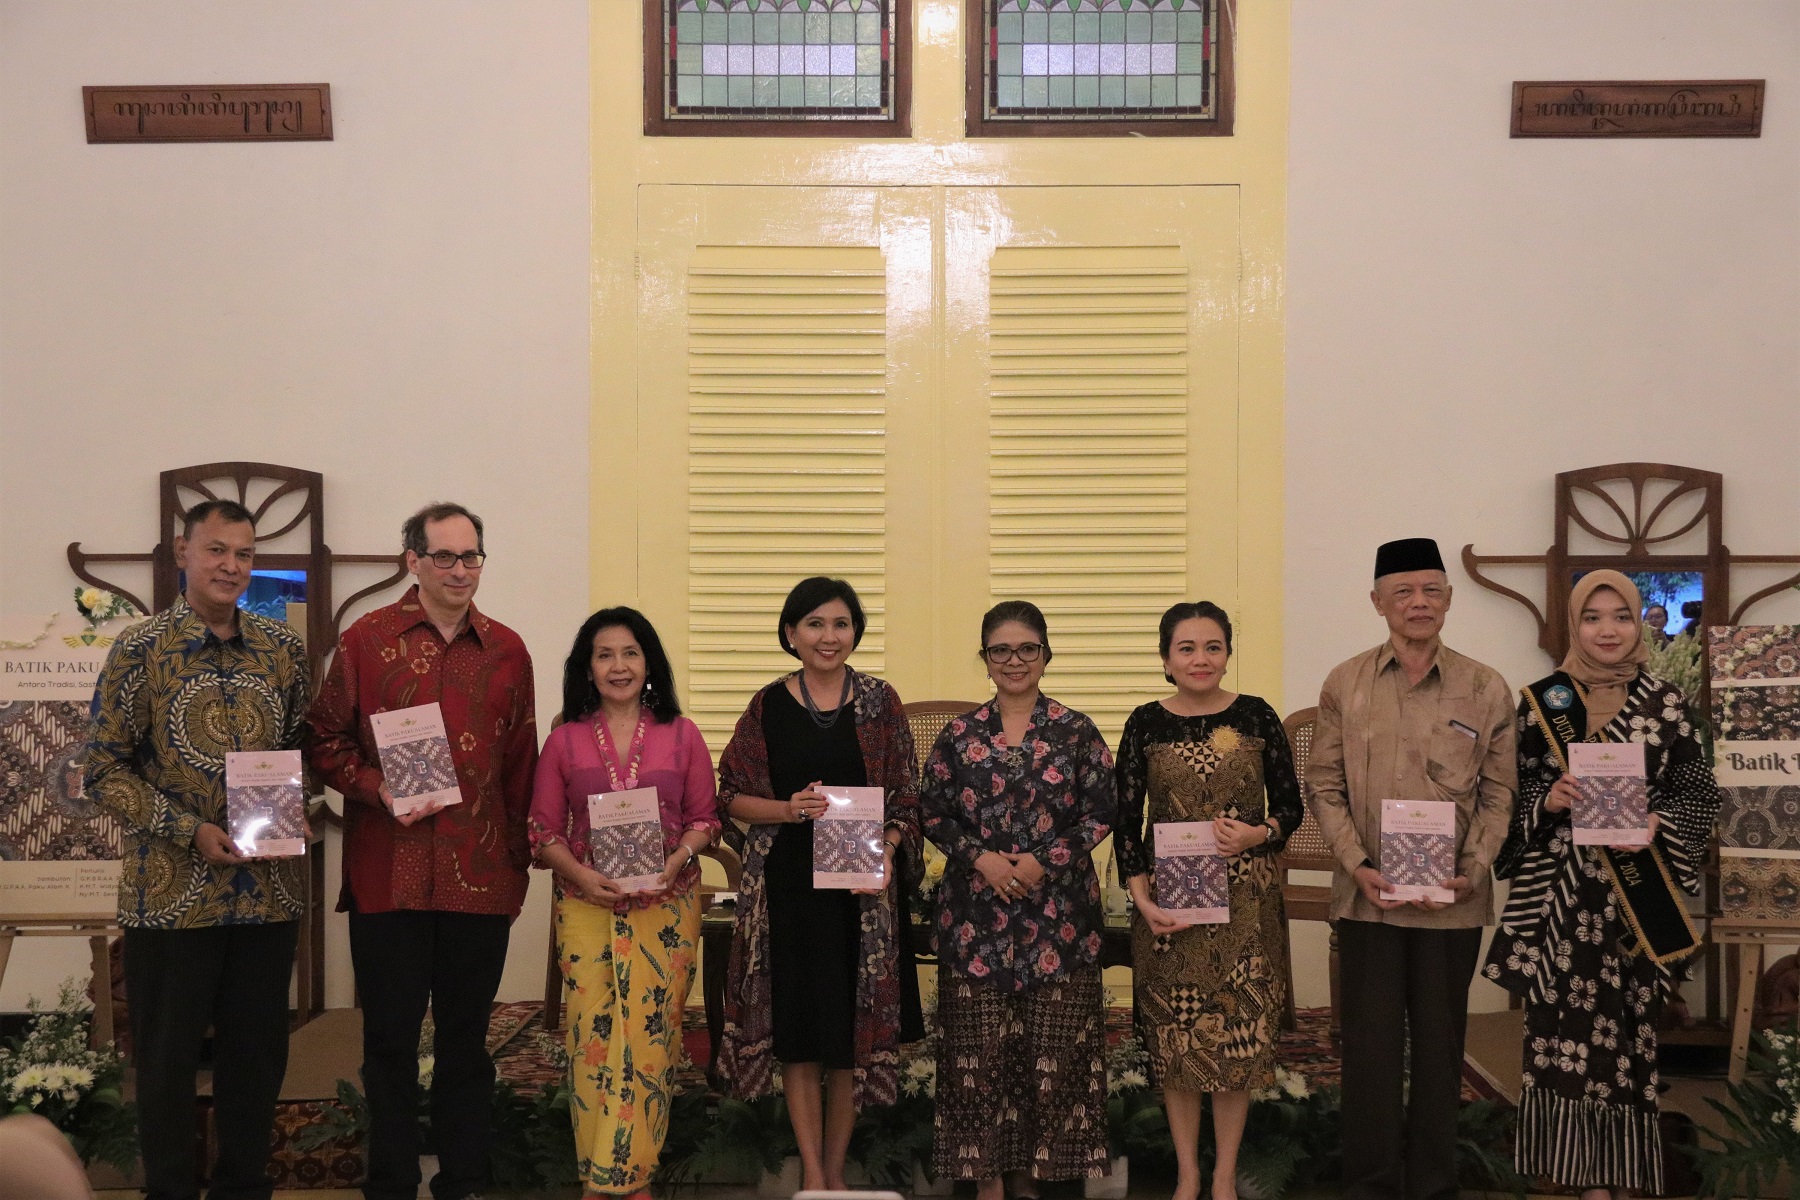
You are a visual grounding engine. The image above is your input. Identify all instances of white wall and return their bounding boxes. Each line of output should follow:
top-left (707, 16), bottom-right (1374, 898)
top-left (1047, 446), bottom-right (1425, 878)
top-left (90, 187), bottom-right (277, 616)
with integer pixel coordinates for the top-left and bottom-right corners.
top-left (1286, 0), bottom-right (1800, 1011)
top-left (0, 0), bottom-right (590, 1009)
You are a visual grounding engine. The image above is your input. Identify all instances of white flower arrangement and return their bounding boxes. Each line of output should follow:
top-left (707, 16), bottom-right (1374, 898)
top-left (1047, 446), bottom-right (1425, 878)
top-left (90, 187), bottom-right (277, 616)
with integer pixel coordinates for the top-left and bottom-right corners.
top-left (1767, 1030), bottom-right (1800, 1134)
top-left (900, 1056), bottom-right (936, 1099)
top-left (0, 979), bottom-right (135, 1169)
top-left (1104, 1032), bottom-right (1153, 1097)
top-left (1251, 1066), bottom-right (1311, 1102)
top-left (917, 845), bottom-right (947, 901)
top-left (72, 587), bottom-right (139, 630)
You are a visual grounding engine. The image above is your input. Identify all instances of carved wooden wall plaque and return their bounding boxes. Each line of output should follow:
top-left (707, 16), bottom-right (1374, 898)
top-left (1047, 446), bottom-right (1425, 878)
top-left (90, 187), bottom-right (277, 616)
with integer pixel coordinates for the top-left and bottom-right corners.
top-left (1512, 80), bottom-right (1763, 138)
top-left (84, 84), bottom-right (332, 143)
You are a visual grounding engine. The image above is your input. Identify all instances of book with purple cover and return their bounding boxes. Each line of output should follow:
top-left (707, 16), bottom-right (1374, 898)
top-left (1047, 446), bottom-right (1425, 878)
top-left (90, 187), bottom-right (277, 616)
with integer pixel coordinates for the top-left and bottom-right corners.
top-left (1153, 821), bottom-right (1228, 924)
top-left (370, 703), bottom-right (463, 817)
top-left (1569, 742), bottom-right (1650, 847)
top-left (813, 786), bottom-right (885, 890)
top-left (1379, 799), bottom-right (1456, 904)
top-left (225, 749), bottom-right (306, 858)
top-left (585, 786), bottom-right (664, 893)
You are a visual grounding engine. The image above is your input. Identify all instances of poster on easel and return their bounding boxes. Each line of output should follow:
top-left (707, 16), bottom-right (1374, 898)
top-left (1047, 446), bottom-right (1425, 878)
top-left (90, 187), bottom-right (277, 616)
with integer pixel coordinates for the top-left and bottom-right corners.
top-left (1709, 625), bottom-right (1800, 926)
top-left (0, 611), bottom-right (126, 918)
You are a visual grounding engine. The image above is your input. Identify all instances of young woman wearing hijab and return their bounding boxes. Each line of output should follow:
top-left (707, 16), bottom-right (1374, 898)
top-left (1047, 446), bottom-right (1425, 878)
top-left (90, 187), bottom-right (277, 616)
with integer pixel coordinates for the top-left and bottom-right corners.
top-left (712, 577), bottom-right (922, 1194)
top-left (1481, 570), bottom-right (1719, 1200)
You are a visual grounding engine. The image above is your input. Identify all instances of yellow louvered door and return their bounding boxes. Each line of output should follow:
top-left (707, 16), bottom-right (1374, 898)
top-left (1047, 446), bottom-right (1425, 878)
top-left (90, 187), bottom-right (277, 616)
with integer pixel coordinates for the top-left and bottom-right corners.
top-left (636, 187), bottom-right (936, 746)
top-left (637, 185), bottom-right (1239, 750)
top-left (944, 187), bottom-right (1241, 742)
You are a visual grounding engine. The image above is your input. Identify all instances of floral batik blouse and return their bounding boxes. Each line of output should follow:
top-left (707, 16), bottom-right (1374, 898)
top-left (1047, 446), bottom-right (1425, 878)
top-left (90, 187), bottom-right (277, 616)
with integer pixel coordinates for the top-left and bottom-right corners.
top-left (920, 694), bottom-right (1116, 992)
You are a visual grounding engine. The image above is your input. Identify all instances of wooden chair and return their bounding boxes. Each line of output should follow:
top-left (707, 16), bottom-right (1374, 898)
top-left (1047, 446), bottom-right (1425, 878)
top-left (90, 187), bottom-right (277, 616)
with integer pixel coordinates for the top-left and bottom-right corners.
top-left (1278, 705), bottom-right (1341, 1041)
top-left (902, 699), bottom-right (982, 774)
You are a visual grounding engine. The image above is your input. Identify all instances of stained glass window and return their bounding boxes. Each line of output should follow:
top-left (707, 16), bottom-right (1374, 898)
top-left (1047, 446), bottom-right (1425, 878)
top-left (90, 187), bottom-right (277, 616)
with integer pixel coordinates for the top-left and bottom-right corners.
top-left (649, 0), bottom-right (910, 135)
top-left (968, 0), bottom-right (1231, 136)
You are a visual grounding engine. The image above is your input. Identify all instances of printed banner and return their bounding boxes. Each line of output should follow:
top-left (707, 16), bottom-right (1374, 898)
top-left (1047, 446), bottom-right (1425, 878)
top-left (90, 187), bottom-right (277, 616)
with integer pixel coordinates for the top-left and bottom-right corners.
top-left (0, 614), bottom-right (124, 918)
top-left (1708, 626), bottom-right (1800, 926)
top-left (1713, 741), bottom-right (1800, 787)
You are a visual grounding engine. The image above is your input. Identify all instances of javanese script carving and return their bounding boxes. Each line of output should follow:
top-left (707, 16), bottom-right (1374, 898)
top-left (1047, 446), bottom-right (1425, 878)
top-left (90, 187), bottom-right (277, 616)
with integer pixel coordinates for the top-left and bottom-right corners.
top-left (85, 84), bottom-right (332, 143)
top-left (1512, 80), bottom-right (1762, 138)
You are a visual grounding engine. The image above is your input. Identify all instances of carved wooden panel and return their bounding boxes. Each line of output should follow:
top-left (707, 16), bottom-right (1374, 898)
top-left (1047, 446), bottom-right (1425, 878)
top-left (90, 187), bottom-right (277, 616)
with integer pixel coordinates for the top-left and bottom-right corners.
top-left (1464, 462), bottom-right (1800, 662)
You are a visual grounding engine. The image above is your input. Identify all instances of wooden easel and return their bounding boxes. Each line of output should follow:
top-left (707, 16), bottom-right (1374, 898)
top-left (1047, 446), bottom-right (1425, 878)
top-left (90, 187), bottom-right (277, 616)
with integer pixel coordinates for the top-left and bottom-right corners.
top-left (0, 915), bottom-right (121, 1045)
top-left (1713, 919), bottom-right (1800, 1083)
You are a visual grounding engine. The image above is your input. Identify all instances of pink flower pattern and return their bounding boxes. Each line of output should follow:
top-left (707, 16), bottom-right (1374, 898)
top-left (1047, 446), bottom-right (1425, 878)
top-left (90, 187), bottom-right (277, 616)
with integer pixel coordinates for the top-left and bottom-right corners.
top-left (920, 694), bottom-right (1114, 991)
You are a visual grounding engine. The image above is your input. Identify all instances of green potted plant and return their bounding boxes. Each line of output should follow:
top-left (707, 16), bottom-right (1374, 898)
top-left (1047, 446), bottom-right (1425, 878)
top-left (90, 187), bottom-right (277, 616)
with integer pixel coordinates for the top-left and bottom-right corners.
top-left (1691, 1030), bottom-right (1800, 1200)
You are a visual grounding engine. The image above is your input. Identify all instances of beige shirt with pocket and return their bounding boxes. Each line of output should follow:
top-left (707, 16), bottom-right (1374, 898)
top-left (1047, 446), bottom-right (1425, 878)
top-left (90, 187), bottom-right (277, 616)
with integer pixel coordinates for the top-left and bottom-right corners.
top-left (1306, 639), bottom-right (1517, 927)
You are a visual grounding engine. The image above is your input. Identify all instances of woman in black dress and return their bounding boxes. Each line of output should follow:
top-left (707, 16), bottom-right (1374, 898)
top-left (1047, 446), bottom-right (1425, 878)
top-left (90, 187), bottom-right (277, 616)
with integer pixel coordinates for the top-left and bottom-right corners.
top-left (714, 577), bottom-right (921, 1193)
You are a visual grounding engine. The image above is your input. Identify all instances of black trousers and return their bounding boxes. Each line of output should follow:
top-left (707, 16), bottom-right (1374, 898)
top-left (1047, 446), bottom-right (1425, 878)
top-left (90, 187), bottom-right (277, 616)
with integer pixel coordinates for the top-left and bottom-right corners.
top-left (1336, 919), bottom-right (1483, 1200)
top-left (122, 921), bottom-right (299, 1200)
top-left (348, 910), bottom-right (510, 1200)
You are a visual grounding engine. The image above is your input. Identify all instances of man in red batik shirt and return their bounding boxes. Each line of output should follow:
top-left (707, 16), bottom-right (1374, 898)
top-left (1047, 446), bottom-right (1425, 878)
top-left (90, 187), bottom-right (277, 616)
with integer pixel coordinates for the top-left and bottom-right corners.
top-left (306, 502), bottom-right (537, 1200)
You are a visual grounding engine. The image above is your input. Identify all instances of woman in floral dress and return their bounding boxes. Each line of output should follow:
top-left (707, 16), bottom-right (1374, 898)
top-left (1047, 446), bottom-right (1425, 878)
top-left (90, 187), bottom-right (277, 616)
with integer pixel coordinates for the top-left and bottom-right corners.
top-left (1114, 601), bottom-right (1303, 1200)
top-left (529, 607), bottom-right (719, 1200)
top-left (921, 601), bottom-right (1115, 1200)
top-left (1483, 571), bottom-right (1719, 1199)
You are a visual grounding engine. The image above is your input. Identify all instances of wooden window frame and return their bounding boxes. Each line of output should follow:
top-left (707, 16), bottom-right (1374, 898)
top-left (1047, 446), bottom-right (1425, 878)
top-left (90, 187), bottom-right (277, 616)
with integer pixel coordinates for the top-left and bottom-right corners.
top-left (643, 0), bottom-right (912, 138)
top-left (962, 0), bottom-right (1234, 139)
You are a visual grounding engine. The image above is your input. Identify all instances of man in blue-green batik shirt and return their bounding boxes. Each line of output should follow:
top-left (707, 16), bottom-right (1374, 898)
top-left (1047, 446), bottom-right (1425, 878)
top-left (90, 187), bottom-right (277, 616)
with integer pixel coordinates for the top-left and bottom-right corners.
top-left (85, 499), bottom-right (311, 1200)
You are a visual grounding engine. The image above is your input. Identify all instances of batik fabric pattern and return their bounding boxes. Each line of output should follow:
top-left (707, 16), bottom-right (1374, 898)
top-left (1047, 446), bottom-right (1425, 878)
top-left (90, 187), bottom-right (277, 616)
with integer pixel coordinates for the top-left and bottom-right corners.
top-left (1716, 785), bottom-right (1800, 853)
top-left (1113, 696), bottom-right (1302, 1093)
top-left (1483, 671), bottom-right (1719, 1193)
top-left (0, 700), bottom-right (119, 862)
top-left (84, 599), bottom-right (311, 927)
top-left (1381, 829), bottom-right (1456, 889)
top-left (557, 888), bottom-right (700, 1194)
top-left (712, 669), bottom-right (921, 1109)
top-left (1707, 624), bottom-right (1800, 682)
top-left (813, 819), bottom-right (884, 875)
top-left (932, 965), bottom-right (1108, 1181)
top-left (919, 694), bottom-right (1116, 990)
top-left (306, 585), bottom-right (538, 917)
top-left (1713, 684), bottom-right (1800, 741)
top-left (226, 784), bottom-right (306, 846)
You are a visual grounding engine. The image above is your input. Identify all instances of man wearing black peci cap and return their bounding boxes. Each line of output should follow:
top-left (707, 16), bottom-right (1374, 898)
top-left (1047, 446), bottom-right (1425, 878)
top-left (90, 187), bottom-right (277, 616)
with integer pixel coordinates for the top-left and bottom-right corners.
top-left (1305, 538), bottom-right (1517, 1200)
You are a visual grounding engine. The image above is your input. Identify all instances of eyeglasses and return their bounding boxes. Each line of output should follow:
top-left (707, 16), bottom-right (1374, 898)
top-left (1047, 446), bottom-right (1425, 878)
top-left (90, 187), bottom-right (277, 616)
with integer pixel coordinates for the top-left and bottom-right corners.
top-left (982, 642), bottom-right (1044, 664)
top-left (423, 550), bottom-right (487, 569)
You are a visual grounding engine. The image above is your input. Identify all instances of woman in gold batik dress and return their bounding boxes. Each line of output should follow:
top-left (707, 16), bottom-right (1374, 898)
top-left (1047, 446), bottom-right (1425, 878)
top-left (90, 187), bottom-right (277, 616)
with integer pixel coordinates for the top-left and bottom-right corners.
top-left (1115, 602), bottom-right (1304, 1200)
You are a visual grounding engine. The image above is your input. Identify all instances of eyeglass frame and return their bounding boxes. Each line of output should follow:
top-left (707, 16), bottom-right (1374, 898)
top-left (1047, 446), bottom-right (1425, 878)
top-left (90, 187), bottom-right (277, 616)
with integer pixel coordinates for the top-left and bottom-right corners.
top-left (981, 641), bottom-right (1045, 664)
top-left (420, 550), bottom-right (488, 570)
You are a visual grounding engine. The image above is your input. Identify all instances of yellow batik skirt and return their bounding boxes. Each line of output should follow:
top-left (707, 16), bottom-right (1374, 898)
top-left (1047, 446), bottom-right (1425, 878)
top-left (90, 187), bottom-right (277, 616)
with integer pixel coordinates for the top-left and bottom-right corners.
top-left (556, 887), bottom-right (701, 1194)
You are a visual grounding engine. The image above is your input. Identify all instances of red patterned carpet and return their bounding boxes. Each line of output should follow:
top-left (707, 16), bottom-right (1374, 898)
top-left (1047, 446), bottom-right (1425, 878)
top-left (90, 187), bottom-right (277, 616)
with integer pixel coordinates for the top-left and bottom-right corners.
top-left (262, 1002), bottom-right (1496, 1188)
